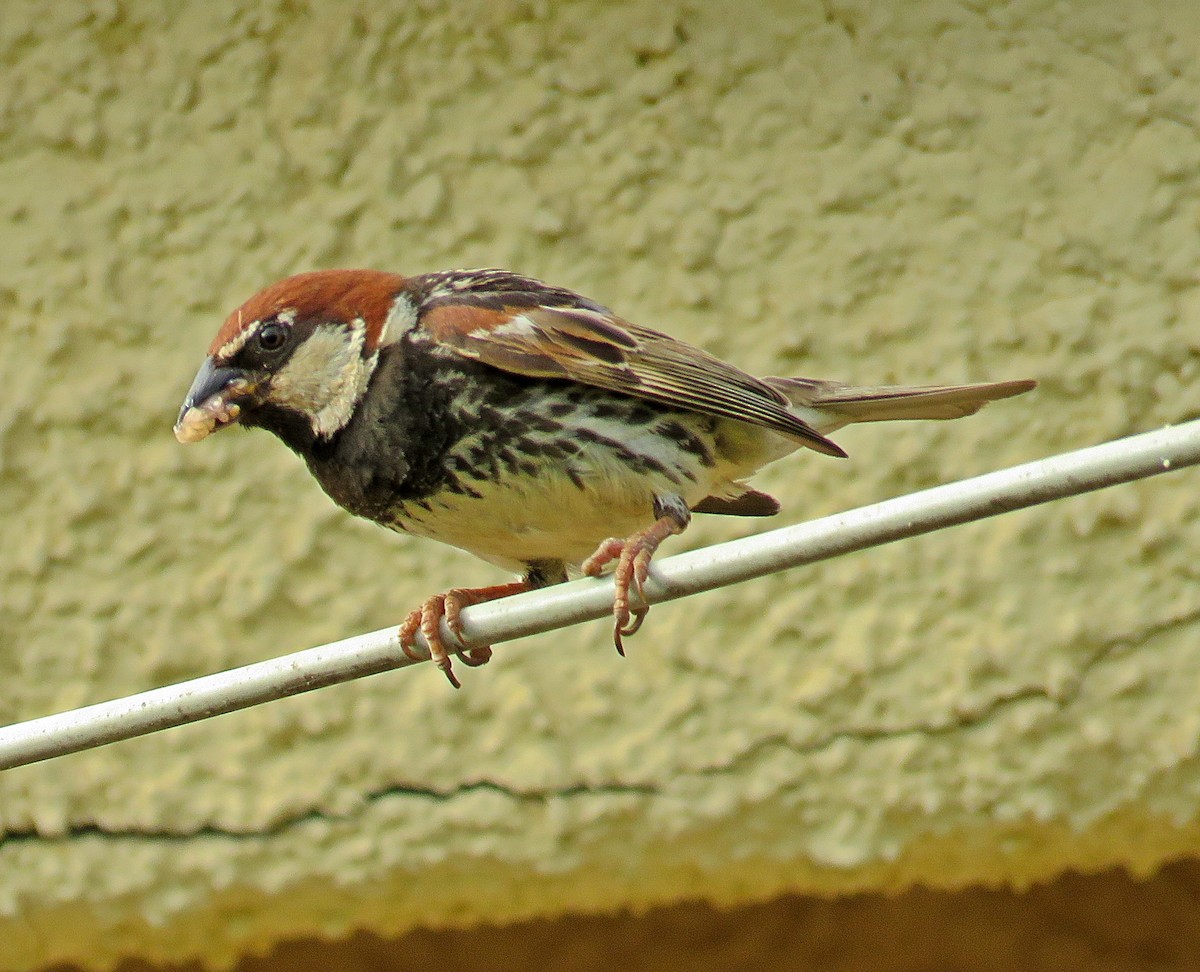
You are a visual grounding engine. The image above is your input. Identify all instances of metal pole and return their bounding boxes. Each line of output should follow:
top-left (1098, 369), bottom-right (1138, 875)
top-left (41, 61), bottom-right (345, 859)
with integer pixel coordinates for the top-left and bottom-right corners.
top-left (2, 421), bottom-right (1198, 771)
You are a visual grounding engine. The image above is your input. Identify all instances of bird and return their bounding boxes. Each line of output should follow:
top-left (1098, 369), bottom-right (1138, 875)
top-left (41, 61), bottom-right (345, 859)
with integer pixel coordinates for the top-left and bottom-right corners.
top-left (175, 268), bottom-right (1035, 687)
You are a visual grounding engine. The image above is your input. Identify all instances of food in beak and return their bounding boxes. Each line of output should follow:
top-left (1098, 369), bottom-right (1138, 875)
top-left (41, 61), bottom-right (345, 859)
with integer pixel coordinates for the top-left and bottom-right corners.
top-left (174, 359), bottom-right (256, 443)
top-left (174, 395), bottom-right (246, 442)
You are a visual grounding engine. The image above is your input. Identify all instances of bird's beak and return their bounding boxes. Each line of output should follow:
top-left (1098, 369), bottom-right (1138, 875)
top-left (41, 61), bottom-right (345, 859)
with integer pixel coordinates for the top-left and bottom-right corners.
top-left (174, 357), bottom-right (259, 443)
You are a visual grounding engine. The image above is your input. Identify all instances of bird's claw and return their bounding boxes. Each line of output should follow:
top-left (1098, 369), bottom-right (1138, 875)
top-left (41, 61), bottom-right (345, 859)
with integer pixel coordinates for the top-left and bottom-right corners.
top-left (583, 513), bottom-right (683, 656)
top-left (398, 583), bottom-right (527, 687)
top-left (613, 606), bottom-right (648, 656)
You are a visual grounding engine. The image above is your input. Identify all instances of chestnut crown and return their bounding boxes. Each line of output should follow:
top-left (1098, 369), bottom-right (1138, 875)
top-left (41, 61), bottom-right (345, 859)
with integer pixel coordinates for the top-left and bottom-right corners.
top-left (175, 269), bottom-right (411, 444)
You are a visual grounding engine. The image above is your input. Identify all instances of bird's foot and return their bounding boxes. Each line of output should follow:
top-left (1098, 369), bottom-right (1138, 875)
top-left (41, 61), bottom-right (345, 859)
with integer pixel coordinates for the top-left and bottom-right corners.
top-left (398, 582), bottom-right (530, 688)
top-left (582, 498), bottom-right (690, 656)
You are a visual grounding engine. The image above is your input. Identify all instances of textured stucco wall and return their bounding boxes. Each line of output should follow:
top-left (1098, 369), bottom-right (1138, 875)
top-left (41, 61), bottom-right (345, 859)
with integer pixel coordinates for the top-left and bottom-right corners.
top-left (2, 0), bottom-right (1200, 969)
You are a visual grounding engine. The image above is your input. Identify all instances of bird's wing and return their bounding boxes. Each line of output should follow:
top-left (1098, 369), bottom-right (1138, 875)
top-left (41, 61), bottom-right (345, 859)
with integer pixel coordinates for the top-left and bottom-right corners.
top-left (413, 275), bottom-right (845, 457)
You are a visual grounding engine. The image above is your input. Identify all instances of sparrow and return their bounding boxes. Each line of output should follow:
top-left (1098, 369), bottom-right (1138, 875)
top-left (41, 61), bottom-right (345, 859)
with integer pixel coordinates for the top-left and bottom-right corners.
top-left (175, 268), bottom-right (1035, 686)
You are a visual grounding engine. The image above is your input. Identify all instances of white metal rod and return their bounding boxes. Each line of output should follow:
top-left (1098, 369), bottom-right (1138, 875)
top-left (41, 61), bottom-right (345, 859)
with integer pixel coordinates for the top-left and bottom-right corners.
top-left (2, 421), bottom-right (1198, 771)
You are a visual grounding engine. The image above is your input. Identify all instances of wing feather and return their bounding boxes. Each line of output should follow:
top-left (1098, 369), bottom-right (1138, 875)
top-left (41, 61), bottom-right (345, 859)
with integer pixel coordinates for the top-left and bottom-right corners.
top-left (417, 289), bottom-right (845, 457)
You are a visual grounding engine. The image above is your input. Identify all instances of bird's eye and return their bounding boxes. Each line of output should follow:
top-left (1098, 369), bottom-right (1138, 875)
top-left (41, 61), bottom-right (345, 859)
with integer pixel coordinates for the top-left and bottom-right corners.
top-left (257, 322), bottom-right (290, 352)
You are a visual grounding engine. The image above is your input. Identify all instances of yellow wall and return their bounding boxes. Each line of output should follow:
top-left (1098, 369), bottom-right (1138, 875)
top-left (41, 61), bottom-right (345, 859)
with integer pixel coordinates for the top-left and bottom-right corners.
top-left (2, 0), bottom-right (1199, 968)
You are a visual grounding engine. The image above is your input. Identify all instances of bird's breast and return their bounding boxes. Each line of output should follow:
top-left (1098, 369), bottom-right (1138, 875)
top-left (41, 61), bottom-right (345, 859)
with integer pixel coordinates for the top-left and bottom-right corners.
top-left (315, 357), bottom-right (790, 571)
top-left (383, 383), bottom-right (741, 569)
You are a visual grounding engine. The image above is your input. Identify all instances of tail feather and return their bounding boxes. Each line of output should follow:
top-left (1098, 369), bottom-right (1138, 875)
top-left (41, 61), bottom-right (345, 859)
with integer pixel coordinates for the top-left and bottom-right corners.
top-left (766, 377), bottom-right (1036, 435)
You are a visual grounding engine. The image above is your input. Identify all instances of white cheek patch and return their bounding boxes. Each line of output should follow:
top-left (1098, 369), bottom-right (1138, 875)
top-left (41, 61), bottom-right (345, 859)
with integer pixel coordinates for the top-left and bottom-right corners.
top-left (268, 322), bottom-right (378, 438)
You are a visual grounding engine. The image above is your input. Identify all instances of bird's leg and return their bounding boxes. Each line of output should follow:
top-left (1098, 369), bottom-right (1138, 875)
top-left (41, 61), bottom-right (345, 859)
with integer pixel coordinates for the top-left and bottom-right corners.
top-left (398, 581), bottom-right (531, 688)
top-left (581, 494), bottom-right (691, 655)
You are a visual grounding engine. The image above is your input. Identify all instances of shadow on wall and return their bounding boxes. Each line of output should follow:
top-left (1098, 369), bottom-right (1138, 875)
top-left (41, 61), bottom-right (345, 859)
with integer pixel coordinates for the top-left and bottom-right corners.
top-left (48, 858), bottom-right (1200, 972)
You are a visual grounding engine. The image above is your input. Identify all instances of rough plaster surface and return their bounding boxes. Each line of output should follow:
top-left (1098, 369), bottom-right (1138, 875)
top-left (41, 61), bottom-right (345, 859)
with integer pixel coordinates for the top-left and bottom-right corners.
top-left (1, 0), bottom-right (1199, 968)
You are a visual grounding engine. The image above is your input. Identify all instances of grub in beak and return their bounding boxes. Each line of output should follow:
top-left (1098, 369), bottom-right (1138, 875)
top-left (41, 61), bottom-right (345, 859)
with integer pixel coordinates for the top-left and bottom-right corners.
top-left (174, 358), bottom-right (256, 443)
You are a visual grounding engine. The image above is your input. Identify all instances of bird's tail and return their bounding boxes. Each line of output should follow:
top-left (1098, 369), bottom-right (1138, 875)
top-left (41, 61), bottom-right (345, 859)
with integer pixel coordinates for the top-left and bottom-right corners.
top-left (765, 377), bottom-right (1037, 436)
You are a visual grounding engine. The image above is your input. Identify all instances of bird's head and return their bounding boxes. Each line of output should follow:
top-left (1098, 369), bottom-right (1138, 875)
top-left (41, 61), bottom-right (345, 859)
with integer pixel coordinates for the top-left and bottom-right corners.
top-left (175, 269), bottom-right (412, 446)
